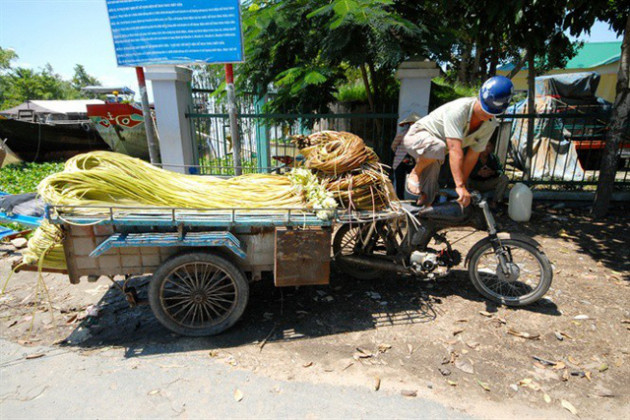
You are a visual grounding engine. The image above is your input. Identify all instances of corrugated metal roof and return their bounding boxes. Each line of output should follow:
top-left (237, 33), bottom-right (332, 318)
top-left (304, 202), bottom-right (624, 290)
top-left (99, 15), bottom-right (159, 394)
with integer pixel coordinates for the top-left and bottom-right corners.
top-left (498, 41), bottom-right (621, 71)
top-left (1, 99), bottom-right (103, 115)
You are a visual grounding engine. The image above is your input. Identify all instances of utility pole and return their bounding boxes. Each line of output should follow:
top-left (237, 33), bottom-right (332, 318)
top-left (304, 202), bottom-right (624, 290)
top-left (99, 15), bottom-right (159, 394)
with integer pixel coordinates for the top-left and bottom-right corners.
top-left (135, 66), bottom-right (161, 165)
top-left (225, 64), bottom-right (242, 175)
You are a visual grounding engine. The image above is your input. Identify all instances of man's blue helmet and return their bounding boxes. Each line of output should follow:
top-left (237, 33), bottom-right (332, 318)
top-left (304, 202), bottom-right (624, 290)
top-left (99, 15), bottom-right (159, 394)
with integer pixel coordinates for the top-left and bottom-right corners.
top-left (479, 76), bottom-right (514, 115)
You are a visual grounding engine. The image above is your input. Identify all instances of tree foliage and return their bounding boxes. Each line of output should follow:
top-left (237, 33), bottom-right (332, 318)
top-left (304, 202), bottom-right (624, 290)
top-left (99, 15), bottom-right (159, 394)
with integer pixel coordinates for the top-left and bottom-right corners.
top-left (239, 0), bottom-right (423, 113)
top-left (0, 48), bottom-right (100, 110)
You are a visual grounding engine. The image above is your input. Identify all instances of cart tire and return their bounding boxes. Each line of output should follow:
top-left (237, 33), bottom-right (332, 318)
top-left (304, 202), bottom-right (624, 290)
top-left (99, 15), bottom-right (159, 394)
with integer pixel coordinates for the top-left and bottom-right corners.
top-left (149, 252), bottom-right (249, 336)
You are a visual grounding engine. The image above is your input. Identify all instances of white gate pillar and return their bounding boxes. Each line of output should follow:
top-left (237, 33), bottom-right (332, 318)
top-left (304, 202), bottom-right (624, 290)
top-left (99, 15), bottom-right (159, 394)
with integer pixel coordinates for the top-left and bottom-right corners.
top-left (396, 59), bottom-right (440, 119)
top-left (144, 65), bottom-right (194, 174)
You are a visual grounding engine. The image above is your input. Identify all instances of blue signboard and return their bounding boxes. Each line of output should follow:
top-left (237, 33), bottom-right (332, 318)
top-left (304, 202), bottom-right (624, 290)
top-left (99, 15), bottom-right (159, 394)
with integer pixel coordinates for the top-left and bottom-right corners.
top-left (105, 0), bottom-right (244, 66)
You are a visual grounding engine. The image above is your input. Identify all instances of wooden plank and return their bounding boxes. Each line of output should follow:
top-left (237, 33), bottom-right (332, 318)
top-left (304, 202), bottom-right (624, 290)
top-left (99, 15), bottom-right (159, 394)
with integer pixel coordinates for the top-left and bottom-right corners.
top-left (274, 227), bottom-right (330, 287)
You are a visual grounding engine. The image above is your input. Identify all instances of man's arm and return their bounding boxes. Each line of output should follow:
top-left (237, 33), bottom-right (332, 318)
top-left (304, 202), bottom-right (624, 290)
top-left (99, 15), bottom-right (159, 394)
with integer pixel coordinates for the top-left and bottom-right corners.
top-left (447, 138), bottom-right (479, 207)
top-left (463, 148), bottom-right (480, 180)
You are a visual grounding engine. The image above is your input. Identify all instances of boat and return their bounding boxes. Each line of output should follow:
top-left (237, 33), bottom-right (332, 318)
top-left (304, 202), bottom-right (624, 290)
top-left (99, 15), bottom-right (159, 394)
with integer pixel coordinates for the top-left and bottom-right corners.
top-left (83, 86), bottom-right (153, 160)
top-left (0, 100), bottom-right (110, 162)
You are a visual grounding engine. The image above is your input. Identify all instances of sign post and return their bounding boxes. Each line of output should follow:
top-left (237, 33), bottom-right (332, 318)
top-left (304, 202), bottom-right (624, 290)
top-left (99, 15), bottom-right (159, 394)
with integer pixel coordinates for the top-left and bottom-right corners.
top-left (105, 0), bottom-right (244, 171)
top-left (135, 67), bottom-right (161, 164)
top-left (224, 64), bottom-right (242, 175)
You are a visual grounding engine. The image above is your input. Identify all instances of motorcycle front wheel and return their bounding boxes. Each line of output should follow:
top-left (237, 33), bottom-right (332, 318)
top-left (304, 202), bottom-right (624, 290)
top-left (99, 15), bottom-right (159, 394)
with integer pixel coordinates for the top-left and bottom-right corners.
top-left (467, 239), bottom-right (552, 306)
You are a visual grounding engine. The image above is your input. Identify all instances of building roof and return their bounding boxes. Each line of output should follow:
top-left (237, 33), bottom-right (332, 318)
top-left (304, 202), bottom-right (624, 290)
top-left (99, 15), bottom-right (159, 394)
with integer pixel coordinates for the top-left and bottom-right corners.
top-left (498, 41), bottom-right (622, 72)
top-left (1, 99), bottom-right (103, 115)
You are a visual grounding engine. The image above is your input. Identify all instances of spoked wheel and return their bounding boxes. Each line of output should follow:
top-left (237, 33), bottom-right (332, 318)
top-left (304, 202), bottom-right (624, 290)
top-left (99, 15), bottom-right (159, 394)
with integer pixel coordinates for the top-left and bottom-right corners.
top-left (332, 223), bottom-right (395, 280)
top-left (149, 252), bottom-right (249, 336)
top-left (468, 239), bottom-right (552, 306)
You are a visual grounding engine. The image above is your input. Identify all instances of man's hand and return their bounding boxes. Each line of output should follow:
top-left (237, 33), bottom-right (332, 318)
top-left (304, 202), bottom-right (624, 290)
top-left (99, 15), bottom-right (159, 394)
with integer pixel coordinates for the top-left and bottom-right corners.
top-left (456, 185), bottom-right (472, 208)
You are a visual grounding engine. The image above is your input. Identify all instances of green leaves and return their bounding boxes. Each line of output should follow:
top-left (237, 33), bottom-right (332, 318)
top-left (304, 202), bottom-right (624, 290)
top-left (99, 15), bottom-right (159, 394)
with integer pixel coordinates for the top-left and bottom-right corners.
top-left (0, 161), bottom-right (64, 194)
top-left (304, 70), bottom-right (327, 85)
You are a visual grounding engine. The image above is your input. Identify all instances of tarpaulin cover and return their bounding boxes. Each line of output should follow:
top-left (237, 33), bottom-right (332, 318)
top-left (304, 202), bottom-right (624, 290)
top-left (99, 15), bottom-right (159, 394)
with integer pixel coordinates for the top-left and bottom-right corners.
top-left (535, 72), bottom-right (601, 100)
top-left (506, 72), bottom-right (610, 181)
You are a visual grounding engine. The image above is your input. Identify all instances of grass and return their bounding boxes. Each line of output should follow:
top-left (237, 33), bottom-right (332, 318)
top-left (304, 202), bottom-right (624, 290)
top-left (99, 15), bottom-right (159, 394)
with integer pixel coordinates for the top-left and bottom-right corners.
top-left (429, 77), bottom-right (480, 111)
top-left (0, 161), bottom-right (64, 194)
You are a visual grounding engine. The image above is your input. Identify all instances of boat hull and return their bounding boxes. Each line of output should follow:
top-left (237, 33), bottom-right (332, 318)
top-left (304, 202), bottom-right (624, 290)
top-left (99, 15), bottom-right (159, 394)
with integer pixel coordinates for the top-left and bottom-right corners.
top-left (87, 103), bottom-right (151, 160)
top-left (0, 118), bottom-right (109, 163)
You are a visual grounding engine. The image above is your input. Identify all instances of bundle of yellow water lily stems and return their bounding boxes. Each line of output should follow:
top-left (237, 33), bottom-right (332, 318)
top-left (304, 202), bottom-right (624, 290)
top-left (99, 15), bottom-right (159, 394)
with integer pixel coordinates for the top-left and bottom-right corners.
top-left (18, 131), bottom-right (397, 272)
top-left (20, 150), bottom-right (336, 270)
top-left (295, 131), bottom-right (398, 211)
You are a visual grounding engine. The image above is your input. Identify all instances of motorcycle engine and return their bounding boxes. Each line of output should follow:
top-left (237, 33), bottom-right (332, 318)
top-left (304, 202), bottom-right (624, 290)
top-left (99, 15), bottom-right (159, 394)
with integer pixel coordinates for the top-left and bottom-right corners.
top-left (410, 250), bottom-right (439, 273)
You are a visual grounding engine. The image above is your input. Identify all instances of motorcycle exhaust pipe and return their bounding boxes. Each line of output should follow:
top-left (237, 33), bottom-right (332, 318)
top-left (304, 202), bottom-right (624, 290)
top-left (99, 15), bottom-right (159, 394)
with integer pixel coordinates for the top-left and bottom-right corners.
top-left (336, 255), bottom-right (409, 273)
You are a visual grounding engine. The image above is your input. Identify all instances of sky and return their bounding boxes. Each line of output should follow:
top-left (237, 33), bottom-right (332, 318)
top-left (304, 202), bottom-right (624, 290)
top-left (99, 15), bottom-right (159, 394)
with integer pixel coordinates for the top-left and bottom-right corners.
top-left (0, 0), bottom-right (624, 102)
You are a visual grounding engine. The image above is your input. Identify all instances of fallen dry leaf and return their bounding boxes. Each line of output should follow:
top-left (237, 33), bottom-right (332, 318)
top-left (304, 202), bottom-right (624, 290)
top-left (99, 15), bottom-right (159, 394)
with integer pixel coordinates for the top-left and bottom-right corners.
top-left (466, 341), bottom-right (480, 349)
top-left (508, 329), bottom-right (540, 340)
top-left (378, 344), bottom-right (392, 353)
top-left (447, 380), bottom-right (457, 386)
top-left (561, 399), bottom-right (578, 416)
top-left (401, 389), bottom-right (417, 397)
top-left (598, 363), bottom-right (609, 372)
top-left (544, 393), bottom-right (551, 403)
top-left (302, 361), bottom-right (313, 368)
top-left (453, 329), bottom-right (464, 336)
top-left (25, 353), bottom-right (45, 360)
top-left (479, 311), bottom-right (493, 317)
top-left (455, 359), bottom-right (474, 374)
top-left (234, 389), bottom-right (244, 402)
top-left (553, 362), bottom-right (566, 370)
top-left (568, 356), bottom-right (580, 365)
top-left (518, 378), bottom-right (541, 391)
top-left (373, 377), bottom-right (381, 391)
top-left (477, 380), bottom-right (491, 392)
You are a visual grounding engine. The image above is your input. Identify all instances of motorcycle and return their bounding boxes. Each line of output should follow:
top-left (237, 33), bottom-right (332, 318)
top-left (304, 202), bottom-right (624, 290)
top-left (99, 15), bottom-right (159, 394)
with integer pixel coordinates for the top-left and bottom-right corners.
top-left (333, 192), bottom-right (553, 306)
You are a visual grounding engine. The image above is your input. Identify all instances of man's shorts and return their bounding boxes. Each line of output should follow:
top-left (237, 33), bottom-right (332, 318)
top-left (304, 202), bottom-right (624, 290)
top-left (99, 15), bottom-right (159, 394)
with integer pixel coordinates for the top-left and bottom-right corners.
top-left (402, 125), bottom-right (446, 163)
top-left (402, 127), bottom-right (446, 204)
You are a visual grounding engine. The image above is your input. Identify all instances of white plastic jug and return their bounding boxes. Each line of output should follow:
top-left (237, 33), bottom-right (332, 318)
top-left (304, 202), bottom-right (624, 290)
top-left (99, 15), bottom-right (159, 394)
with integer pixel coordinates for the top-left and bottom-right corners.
top-left (508, 183), bottom-right (533, 222)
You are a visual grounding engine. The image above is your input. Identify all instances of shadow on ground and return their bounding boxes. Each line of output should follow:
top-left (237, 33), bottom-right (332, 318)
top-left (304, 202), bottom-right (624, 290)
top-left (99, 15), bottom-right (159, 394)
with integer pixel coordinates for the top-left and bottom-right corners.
top-left (61, 265), bottom-right (560, 358)
top-left (507, 203), bottom-right (629, 279)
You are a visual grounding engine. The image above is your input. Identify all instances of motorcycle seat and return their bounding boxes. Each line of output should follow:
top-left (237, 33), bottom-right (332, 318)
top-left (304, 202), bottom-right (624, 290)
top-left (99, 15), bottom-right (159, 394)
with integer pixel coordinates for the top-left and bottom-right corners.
top-left (401, 201), bottom-right (471, 222)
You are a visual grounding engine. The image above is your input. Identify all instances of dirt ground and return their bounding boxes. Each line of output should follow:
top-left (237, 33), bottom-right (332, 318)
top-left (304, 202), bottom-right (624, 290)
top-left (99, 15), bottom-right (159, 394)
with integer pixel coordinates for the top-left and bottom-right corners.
top-left (1, 202), bottom-right (628, 419)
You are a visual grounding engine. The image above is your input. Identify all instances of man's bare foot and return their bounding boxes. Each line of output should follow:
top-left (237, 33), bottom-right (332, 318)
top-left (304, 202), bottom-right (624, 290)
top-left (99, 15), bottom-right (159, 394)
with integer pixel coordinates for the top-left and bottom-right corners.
top-left (406, 172), bottom-right (421, 195)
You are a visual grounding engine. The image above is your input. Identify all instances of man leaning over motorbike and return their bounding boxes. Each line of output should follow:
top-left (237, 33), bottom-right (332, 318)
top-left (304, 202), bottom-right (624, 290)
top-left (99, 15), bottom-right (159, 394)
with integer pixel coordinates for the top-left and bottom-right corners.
top-left (403, 76), bottom-right (514, 208)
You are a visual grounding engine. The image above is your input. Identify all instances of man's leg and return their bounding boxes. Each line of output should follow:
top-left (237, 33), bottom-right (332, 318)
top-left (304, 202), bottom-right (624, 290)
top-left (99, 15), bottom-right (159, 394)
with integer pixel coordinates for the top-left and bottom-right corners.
top-left (416, 161), bottom-right (441, 206)
top-left (406, 157), bottom-right (436, 196)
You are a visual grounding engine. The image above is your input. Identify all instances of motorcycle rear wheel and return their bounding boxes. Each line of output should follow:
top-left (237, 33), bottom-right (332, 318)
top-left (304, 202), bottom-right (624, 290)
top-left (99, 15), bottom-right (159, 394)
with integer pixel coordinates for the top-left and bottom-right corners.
top-left (467, 239), bottom-right (552, 306)
top-left (332, 223), bottom-right (384, 280)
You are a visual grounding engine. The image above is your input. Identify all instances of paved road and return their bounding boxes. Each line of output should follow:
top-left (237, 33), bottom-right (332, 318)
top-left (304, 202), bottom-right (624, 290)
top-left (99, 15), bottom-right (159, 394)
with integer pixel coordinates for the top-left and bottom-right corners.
top-left (0, 339), bottom-right (470, 419)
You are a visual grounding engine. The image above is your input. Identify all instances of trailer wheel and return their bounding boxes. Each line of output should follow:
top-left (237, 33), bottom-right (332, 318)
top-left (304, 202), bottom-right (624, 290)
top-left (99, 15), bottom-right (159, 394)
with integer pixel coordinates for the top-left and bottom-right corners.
top-left (149, 252), bottom-right (249, 336)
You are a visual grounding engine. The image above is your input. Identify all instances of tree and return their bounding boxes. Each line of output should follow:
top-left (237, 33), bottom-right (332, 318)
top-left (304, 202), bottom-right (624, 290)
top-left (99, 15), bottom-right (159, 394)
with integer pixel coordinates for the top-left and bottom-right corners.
top-left (0, 47), bottom-right (17, 71)
top-left (0, 47), bottom-right (100, 110)
top-left (499, 1), bottom-right (581, 178)
top-left (71, 64), bottom-right (100, 91)
top-left (563, 0), bottom-right (630, 217)
top-left (239, 0), bottom-right (424, 114)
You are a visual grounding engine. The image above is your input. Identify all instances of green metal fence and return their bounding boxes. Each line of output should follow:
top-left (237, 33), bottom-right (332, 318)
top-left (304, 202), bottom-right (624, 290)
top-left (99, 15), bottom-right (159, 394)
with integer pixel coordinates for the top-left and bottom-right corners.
top-left (187, 86), bottom-right (628, 190)
top-left (498, 105), bottom-right (629, 188)
top-left (188, 103), bottom-right (399, 175)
